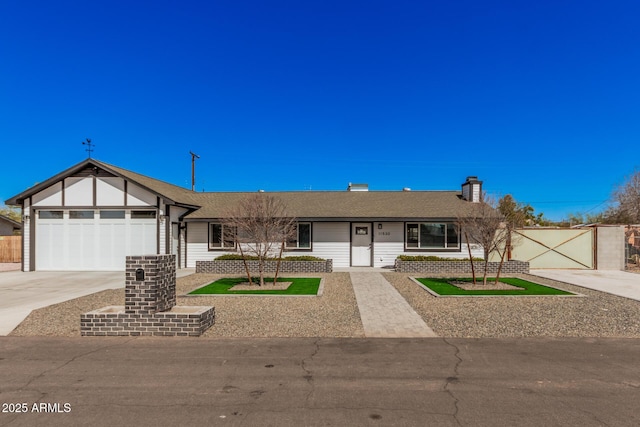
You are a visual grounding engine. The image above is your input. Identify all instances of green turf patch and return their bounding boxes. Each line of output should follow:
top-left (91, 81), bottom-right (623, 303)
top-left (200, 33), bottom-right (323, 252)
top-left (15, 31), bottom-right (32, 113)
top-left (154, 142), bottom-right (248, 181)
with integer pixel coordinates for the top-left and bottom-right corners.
top-left (415, 277), bottom-right (575, 296)
top-left (189, 277), bottom-right (321, 295)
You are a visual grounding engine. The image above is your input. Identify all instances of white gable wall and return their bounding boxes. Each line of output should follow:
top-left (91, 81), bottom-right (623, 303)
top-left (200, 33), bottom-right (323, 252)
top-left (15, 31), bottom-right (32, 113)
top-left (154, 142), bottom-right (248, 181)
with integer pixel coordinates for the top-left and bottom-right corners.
top-left (32, 182), bottom-right (62, 206)
top-left (64, 177), bottom-right (94, 206)
top-left (127, 183), bottom-right (156, 206)
top-left (96, 177), bottom-right (125, 205)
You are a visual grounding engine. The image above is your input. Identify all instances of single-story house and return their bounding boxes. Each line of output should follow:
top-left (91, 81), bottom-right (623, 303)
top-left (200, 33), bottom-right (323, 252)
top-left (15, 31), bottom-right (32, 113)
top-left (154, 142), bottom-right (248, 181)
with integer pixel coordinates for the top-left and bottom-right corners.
top-left (5, 158), bottom-right (484, 271)
top-left (0, 214), bottom-right (22, 236)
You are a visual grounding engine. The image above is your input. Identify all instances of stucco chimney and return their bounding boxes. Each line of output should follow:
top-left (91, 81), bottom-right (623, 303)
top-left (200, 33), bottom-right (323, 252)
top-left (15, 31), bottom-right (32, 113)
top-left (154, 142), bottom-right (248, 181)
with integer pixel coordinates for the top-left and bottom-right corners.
top-left (461, 176), bottom-right (482, 202)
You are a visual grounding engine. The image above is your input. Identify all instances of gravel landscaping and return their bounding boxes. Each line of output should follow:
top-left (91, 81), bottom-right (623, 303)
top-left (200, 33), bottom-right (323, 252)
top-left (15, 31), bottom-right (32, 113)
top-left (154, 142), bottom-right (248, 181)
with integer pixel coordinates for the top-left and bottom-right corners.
top-left (10, 272), bottom-right (364, 338)
top-left (384, 273), bottom-right (640, 338)
top-left (8, 271), bottom-right (640, 338)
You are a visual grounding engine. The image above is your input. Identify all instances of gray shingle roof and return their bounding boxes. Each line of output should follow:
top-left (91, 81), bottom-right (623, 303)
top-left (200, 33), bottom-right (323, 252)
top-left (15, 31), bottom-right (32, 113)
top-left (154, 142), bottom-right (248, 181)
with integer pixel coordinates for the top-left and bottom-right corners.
top-left (185, 190), bottom-right (473, 220)
top-left (5, 159), bottom-right (476, 220)
top-left (92, 160), bottom-right (200, 207)
top-left (5, 159), bottom-right (199, 207)
top-left (0, 214), bottom-right (22, 229)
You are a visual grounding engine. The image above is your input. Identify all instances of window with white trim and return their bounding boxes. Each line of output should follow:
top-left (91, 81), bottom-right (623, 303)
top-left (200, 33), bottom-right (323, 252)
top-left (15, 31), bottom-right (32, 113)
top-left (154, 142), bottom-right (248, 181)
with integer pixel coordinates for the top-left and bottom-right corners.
top-left (286, 222), bottom-right (311, 249)
top-left (406, 223), bottom-right (459, 249)
top-left (209, 223), bottom-right (236, 249)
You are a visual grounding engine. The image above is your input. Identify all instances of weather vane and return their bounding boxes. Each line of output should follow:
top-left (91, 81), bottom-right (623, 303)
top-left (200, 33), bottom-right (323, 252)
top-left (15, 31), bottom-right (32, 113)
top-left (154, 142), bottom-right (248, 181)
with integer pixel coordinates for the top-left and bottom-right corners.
top-left (82, 138), bottom-right (94, 158)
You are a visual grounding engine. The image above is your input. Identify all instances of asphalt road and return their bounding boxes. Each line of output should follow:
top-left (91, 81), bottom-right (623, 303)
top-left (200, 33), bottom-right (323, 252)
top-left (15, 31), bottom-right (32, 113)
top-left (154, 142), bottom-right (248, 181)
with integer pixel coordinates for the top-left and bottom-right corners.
top-left (1, 337), bottom-right (639, 426)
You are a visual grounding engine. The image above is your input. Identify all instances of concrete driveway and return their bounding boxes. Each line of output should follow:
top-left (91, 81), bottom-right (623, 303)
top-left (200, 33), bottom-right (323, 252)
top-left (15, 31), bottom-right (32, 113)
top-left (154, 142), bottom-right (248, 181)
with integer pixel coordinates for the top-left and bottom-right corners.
top-left (0, 268), bottom-right (196, 335)
top-left (0, 271), bottom-right (124, 335)
top-left (532, 269), bottom-right (640, 301)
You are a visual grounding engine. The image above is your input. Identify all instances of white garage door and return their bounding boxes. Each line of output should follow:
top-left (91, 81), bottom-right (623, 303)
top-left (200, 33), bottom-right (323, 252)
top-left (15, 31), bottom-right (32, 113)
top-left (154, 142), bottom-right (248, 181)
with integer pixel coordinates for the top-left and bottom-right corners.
top-left (36, 210), bottom-right (157, 271)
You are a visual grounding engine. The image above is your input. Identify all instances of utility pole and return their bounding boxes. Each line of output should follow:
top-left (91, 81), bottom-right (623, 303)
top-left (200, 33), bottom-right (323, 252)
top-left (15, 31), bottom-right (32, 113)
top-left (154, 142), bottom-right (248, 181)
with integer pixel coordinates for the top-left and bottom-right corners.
top-left (82, 138), bottom-right (94, 158)
top-left (190, 151), bottom-right (200, 191)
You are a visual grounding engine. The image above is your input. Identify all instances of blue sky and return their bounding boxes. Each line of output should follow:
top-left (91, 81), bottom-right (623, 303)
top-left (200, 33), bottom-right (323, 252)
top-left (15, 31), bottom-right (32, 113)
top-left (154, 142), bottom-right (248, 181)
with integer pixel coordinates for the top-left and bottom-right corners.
top-left (1, 0), bottom-right (638, 221)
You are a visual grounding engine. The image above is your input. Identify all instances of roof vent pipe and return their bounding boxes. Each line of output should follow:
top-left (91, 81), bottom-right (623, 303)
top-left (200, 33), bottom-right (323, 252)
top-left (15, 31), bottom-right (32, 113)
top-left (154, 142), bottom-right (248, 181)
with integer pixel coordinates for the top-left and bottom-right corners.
top-left (347, 183), bottom-right (369, 192)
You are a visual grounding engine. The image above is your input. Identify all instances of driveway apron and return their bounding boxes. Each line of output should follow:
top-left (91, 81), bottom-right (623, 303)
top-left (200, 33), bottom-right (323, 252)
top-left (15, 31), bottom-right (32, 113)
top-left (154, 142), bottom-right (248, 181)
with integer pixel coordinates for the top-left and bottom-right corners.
top-left (0, 269), bottom-right (195, 336)
top-left (532, 269), bottom-right (640, 302)
top-left (350, 272), bottom-right (436, 337)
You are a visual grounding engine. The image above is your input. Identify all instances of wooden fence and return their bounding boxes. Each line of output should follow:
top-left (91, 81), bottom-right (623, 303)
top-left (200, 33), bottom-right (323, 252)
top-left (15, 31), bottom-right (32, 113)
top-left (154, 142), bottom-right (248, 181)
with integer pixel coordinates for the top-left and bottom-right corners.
top-left (0, 236), bottom-right (21, 263)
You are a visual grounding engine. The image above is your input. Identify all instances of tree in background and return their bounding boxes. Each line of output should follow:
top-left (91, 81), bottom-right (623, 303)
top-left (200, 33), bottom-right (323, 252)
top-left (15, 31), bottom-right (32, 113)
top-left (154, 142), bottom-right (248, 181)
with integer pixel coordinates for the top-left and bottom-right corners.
top-left (494, 195), bottom-right (529, 282)
top-left (564, 211), bottom-right (607, 227)
top-left (223, 194), bottom-right (297, 286)
top-left (0, 205), bottom-right (21, 223)
top-left (611, 170), bottom-right (640, 224)
top-left (561, 170), bottom-right (640, 226)
top-left (514, 201), bottom-right (548, 226)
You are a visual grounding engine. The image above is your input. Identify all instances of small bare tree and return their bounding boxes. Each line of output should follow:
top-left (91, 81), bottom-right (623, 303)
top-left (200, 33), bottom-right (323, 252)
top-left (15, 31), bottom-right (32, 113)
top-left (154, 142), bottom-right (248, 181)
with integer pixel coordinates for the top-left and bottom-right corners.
top-left (223, 194), bottom-right (297, 286)
top-left (458, 194), bottom-right (504, 285)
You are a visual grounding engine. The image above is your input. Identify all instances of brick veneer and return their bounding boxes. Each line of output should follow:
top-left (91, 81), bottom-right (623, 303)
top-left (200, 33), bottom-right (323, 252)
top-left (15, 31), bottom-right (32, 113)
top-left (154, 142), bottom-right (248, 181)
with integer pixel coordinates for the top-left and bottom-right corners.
top-left (196, 259), bottom-right (333, 274)
top-left (395, 260), bottom-right (529, 275)
top-left (125, 255), bottom-right (176, 315)
top-left (81, 255), bottom-right (215, 337)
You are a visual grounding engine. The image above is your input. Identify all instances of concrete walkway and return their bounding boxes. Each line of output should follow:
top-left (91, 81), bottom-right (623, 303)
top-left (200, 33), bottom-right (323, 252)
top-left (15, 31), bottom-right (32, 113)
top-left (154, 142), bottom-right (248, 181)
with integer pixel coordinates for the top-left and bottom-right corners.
top-left (350, 272), bottom-right (436, 338)
top-left (532, 269), bottom-right (640, 302)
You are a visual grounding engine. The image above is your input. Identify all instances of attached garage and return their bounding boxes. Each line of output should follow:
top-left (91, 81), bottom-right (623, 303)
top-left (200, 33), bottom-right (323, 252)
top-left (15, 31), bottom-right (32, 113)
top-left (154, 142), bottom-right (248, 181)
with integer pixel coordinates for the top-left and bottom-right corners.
top-left (5, 159), bottom-right (197, 272)
top-left (35, 209), bottom-right (157, 270)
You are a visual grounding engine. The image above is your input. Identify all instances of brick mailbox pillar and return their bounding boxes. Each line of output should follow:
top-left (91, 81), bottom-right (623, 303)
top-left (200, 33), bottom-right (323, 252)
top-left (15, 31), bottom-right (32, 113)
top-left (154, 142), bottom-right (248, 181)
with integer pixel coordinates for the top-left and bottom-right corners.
top-left (81, 254), bottom-right (215, 337)
top-left (125, 255), bottom-right (176, 315)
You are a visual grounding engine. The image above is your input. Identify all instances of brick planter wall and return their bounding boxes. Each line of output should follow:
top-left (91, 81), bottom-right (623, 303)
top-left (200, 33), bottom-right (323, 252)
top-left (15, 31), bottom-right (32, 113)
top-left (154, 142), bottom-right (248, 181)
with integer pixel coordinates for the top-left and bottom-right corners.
top-left (80, 306), bottom-right (215, 337)
top-left (196, 259), bottom-right (333, 274)
top-left (395, 260), bottom-right (529, 275)
top-left (81, 255), bottom-right (215, 337)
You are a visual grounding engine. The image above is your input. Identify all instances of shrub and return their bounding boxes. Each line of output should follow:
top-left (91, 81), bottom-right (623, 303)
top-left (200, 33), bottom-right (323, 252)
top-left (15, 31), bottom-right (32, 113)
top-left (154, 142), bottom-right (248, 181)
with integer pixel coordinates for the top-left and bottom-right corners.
top-left (281, 256), bottom-right (326, 261)
top-left (396, 255), bottom-right (484, 262)
top-left (214, 254), bottom-right (325, 261)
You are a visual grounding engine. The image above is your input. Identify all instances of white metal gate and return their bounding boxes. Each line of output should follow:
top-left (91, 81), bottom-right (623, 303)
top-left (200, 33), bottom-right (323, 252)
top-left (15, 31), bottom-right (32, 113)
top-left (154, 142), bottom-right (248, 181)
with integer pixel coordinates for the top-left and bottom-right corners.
top-left (510, 228), bottom-right (594, 269)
